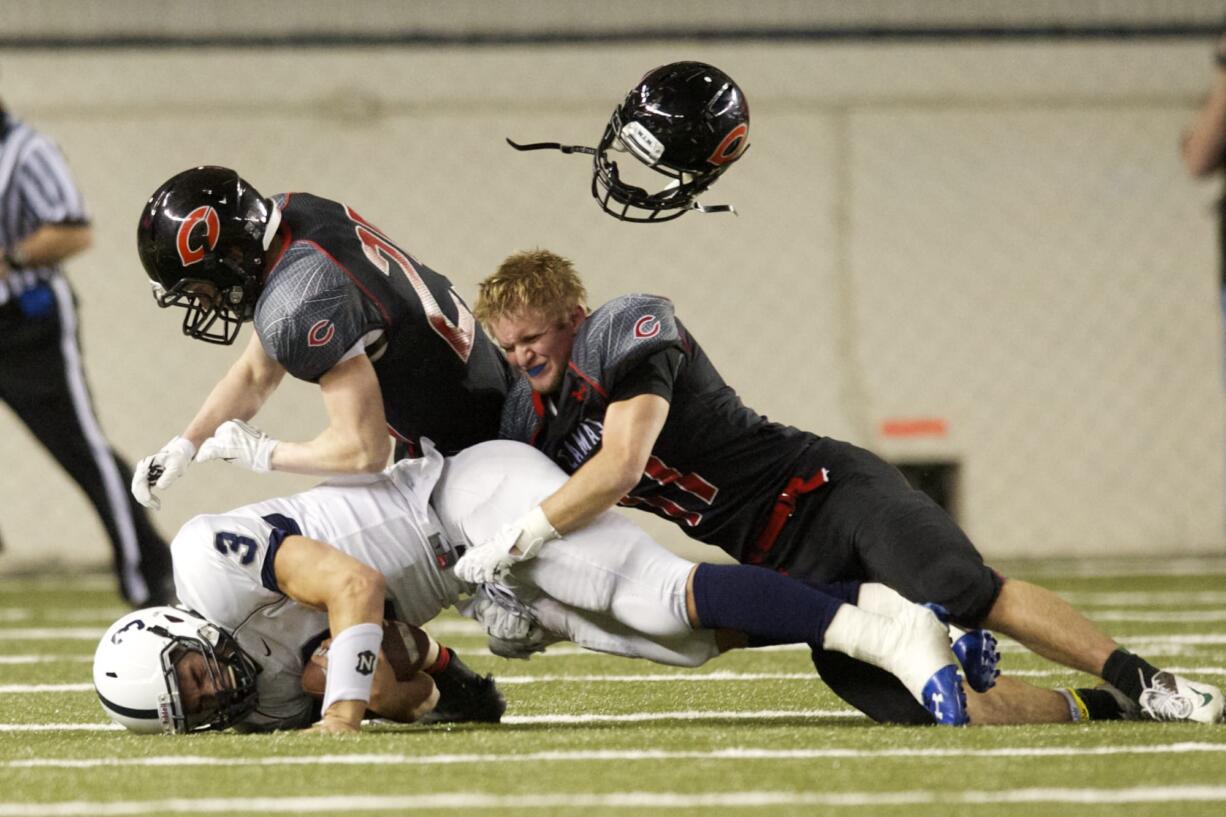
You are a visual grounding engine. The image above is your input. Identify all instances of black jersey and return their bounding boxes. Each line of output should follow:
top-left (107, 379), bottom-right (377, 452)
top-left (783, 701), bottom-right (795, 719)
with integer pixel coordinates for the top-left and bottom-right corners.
top-left (500, 294), bottom-right (820, 556)
top-left (254, 193), bottom-right (512, 455)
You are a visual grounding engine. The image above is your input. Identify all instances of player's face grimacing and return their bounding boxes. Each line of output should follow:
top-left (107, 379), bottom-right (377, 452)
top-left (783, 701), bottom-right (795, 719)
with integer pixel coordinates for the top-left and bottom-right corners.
top-left (174, 649), bottom-right (224, 720)
top-left (489, 306), bottom-right (585, 395)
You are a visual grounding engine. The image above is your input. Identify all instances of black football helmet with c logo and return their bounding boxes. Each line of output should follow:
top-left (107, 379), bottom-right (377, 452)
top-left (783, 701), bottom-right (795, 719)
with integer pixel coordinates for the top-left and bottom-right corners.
top-left (136, 166), bottom-right (280, 344)
top-left (508, 61), bottom-right (750, 223)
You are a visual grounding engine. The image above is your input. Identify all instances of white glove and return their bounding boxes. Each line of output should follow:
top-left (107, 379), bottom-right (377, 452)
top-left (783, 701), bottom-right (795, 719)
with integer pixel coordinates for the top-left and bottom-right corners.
top-left (196, 420), bottom-right (279, 473)
top-left (454, 506), bottom-right (559, 585)
top-left (470, 584), bottom-right (535, 641)
top-left (469, 585), bottom-right (550, 659)
top-left (131, 436), bottom-right (196, 510)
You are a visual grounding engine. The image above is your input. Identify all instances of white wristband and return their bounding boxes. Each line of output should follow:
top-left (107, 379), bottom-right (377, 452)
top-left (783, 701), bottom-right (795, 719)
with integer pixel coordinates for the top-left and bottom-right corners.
top-left (512, 505), bottom-right (560, 560)
top-left (320, 622), bottom-right (383, 715)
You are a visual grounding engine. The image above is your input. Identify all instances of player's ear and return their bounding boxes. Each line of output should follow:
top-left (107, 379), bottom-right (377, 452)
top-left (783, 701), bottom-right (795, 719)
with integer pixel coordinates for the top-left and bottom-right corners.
top-left (569, 304), bottom-right (587, 330)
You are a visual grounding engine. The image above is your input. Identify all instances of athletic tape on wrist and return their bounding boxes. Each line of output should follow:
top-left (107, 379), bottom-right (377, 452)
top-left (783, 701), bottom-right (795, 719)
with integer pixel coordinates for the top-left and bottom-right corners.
top-left (512, 505), bottom-right (560, 560)
top-left (321, 622), bottom-right (384, 715)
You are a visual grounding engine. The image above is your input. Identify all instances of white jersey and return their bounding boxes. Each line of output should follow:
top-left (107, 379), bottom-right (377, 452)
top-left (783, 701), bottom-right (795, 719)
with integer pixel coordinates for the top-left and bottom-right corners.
top-left (171, 442), bottom-right (466, 731)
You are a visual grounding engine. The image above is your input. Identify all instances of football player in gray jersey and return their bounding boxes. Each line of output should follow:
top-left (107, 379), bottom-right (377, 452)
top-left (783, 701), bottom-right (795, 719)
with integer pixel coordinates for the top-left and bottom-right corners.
top-left (130, 166), bottom-right (512, 505)
top-left (461, 248), bottom-right (1222, 727)
top-left (127, 165), bottom-right (513, 723)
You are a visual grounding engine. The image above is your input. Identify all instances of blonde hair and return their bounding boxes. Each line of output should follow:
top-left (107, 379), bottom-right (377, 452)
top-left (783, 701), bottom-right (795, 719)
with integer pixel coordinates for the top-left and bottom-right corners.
top-left (475, 249), bottom-right (588, 326)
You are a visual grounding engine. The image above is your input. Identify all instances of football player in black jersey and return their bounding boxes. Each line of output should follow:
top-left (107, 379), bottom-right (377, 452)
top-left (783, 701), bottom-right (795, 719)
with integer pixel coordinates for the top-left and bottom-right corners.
top-left (127, 165), bottom-right (515, 724)
top-left (458, 248), bottom-right (1224, 727)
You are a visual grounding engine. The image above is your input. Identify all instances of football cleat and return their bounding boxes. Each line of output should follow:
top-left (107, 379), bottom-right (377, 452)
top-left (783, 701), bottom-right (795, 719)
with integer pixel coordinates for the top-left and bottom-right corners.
top-left (888, 604), bottom-right (969, 726)
top-left (923, 665), bottom-right (970, 726)
top-left (418, 649), bottom-right (506, 725)
top-left (951, 629), bottom-right (1001, 693)
top-left (1138, 671), bottom-right (1224, 724)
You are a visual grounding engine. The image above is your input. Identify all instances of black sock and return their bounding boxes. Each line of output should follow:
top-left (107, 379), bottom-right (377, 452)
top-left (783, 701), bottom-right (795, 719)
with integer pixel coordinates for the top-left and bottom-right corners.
top-left (1101, 648), bottom-right (1159, 701)
top-left (1071, 688), bottom-right (1128, 720)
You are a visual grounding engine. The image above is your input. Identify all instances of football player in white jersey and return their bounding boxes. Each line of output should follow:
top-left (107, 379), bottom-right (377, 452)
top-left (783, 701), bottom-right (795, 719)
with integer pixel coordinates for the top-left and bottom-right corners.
top-left (96, 437), bottom-right (980, 734)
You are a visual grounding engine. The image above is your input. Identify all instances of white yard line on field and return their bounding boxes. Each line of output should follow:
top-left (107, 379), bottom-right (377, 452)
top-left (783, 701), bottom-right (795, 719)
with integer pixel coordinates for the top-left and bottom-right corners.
top-left (0, 710), bottom-right (862, 732)
top-left (2, 786), bottom-right (1226, 814)
top-left (5, 742), bottom-right (1226, 770)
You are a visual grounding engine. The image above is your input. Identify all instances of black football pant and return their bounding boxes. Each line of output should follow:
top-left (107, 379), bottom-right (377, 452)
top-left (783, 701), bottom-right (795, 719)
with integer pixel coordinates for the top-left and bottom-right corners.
top-left (765, 437), bottom-right (1005, 724)
top-left (0, 280), bottom-right (171, 604)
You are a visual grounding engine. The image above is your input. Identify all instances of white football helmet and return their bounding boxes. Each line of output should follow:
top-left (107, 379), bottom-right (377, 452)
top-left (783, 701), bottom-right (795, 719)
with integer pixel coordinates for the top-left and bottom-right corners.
top-left (93, 606), bottom-right (260, 734)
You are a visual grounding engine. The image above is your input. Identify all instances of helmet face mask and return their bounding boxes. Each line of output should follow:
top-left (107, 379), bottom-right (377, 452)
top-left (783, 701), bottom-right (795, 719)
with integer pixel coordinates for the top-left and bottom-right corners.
top-left (150, 277), bottom-right (253, 346)
top-left (136, 166), bottom-right (278, 345)
top-left (592, 109), bottom-right (729, 223)
top-left (94, 607), bottom-right (260, 734)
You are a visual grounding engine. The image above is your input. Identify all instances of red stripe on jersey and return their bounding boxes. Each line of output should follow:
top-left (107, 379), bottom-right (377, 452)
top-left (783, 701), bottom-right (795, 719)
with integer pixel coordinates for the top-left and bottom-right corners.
top-left (619, 494), bottom-right (701, 527)
top-left (642, 456), bottom-right (718, 504)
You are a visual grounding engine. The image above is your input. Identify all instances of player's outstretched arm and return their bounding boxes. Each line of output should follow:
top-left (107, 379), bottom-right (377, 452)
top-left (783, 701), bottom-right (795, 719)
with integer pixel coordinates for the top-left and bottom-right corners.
top-left (261, 353), bottom-right (391, 476)
top-left (183, 332), bottom-right (288, 450)
top-left (273, 534), bottom-right (386, 733)
top-left (454, 393), bottom-right (668, 585)
top-left (133, 334), bottom-right (286, 506)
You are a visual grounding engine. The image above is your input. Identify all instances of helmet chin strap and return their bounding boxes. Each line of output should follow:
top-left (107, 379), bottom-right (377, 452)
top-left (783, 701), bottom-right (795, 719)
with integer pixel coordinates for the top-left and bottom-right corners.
top-left (506, 138), bottom-right (597, 157)
top-left (512, 137), bottom-right (737, 219)
top-left (691, 200), bottom-right (736, 215)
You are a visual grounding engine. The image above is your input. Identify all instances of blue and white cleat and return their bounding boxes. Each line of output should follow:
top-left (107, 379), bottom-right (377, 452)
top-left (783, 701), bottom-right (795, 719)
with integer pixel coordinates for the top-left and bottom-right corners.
top-left (923, 664), bottom-right (970, 726)
top-left (952, 629), bottom-right (1001, 694)
top-left (889, 604), bottom-right (970, 726)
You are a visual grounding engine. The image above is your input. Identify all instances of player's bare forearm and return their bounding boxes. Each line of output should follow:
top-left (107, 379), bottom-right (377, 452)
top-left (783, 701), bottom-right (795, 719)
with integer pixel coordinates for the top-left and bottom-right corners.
top-left (539, 393), bottom-right (669, 534)
top-left (540, 449), bottom-right (644, 534)
top-left (277, 536), bottom-right (385, 733)
top-left (181, 335), bottom-right (285, 448)
top-left (267, 430), bottom-right (391, 476)
top-left (275, 536), bottom-right (385, 630)
top-left (267, 354), bottom-right (390, 475)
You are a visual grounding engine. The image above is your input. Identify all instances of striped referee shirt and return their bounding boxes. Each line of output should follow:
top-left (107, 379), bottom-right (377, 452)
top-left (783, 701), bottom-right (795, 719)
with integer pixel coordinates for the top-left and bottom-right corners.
top-left (0, 110), bottom-right (90, 306)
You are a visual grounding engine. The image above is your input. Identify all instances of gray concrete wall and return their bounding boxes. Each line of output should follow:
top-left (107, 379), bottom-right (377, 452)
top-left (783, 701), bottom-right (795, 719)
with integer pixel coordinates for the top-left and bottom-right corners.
top-left (1, 35), bottom-right (1223, 572)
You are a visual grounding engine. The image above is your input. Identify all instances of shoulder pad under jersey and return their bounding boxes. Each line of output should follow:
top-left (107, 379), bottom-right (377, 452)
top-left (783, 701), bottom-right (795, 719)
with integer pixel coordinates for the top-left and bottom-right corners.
top-left (255, 244), bottom-right (369, 382)
top-left (170, 514), bottom-right (280, 631)
top-left (498, 376), bottom-right (541, 443)
top-left (572, 294), bottom-right (681, 390)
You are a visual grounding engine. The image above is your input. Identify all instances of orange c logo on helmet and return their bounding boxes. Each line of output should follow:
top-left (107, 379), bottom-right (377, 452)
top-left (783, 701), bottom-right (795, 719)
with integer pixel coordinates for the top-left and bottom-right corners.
top-left (707, 123), bottom-right (749, 166)
top-left (176, 206), bottom-right (221, 267)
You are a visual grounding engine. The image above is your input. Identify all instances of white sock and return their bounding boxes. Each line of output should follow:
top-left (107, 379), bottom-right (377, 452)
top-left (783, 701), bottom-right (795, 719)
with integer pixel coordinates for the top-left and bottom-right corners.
top-left (856, 583), bottom-right (912, 617)
top-left (821, 603), bottom-right (897, 670)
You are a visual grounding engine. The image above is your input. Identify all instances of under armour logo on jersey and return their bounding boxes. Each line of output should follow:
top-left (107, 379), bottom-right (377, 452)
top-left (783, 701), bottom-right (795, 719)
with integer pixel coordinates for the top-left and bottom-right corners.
top-left (355, 650), bottom-right (377, 675)
top-left (707, 123), bottom-right (749, 166)
top-left (176, 205), bottom-right (220, 267)
top-left (634, 315), bottom-right (661, 339)
top-left (307, 319), bottom-right (336, 347)
top-left (570, 382), bottom-right (589, 402)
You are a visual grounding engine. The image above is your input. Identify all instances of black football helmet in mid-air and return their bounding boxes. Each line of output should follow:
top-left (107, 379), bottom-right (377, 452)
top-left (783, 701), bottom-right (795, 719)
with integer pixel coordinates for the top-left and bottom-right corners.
top-left (136, 166), bottom-right (280, 344)
top-left (508, 61), bottom-right (750, 223)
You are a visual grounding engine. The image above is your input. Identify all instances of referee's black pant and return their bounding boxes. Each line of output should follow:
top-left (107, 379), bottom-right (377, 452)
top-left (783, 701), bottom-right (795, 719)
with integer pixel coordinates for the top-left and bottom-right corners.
top-left (0, 278), bottom-right (171, 605)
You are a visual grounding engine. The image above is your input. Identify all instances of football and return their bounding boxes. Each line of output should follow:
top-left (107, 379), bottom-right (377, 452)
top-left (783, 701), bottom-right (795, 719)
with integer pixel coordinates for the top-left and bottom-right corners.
top-left (301, 619), bottom-right (431, 699)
